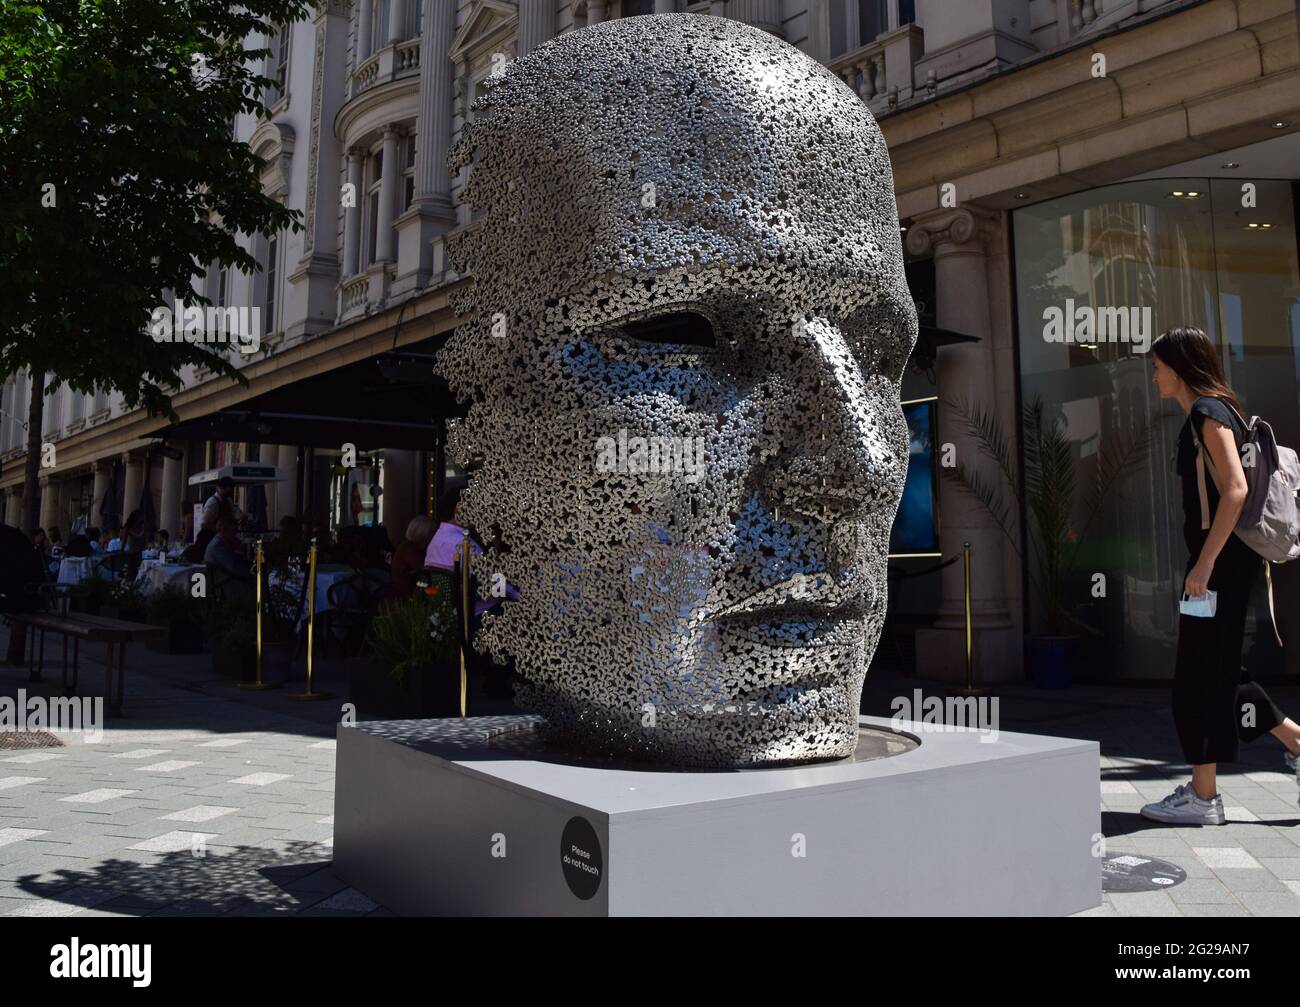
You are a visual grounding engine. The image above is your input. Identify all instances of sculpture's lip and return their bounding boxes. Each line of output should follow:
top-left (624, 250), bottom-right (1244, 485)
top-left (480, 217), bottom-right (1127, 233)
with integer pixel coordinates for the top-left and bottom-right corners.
top-left (704, 573), bottom-right (871, 622)
top-left (711, 602), bottom-right (867, 626)
top-left (731, 676), bottom-right (834, 704)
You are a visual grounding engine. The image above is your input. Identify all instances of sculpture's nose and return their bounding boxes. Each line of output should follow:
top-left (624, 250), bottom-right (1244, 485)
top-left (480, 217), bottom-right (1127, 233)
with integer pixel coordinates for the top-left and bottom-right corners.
top-left (759, 316), bottom-right (905, 525)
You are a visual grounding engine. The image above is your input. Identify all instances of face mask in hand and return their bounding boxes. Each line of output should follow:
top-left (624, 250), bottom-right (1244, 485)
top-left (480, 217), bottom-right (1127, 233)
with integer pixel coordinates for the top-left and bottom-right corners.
top-left (1180, 590), bottom-right (1218, 618)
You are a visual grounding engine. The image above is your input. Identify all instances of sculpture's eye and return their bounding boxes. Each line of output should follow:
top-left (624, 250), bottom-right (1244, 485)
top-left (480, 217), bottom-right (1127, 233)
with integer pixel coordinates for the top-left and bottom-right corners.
top-left (623, 311), bottom-right (716, 349)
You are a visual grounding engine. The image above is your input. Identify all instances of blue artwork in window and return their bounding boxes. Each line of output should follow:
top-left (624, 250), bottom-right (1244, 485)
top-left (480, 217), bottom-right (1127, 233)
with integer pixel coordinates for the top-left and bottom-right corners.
top-left (889, 400), bottom-right (937, 553)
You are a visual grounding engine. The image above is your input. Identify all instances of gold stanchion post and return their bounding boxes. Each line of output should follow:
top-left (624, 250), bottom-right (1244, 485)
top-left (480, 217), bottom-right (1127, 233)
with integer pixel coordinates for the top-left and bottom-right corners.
top-left (239, 537), bottom-right (278, 690)
top-left (288, 536), bottom-right (333, 701)
top-left (959, 540), bottom-right (982, 695)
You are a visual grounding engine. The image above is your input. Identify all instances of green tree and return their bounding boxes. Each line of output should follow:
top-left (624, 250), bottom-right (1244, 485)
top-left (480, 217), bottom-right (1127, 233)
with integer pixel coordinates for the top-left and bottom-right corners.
top-left (0, 0), bottom-right (308, 534)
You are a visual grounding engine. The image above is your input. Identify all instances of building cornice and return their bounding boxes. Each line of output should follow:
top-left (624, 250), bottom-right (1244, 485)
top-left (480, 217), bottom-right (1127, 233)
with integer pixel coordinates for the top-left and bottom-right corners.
top-left (881, 0), bottom-right (1300, 217)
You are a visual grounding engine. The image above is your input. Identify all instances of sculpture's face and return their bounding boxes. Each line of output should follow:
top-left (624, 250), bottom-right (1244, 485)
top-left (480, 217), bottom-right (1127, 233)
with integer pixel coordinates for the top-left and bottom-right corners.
top-left (439, 14), bottom-right (916, 767)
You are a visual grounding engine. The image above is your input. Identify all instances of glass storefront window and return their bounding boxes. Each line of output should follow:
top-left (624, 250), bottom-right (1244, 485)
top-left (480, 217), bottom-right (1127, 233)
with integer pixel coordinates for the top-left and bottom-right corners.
top-left (1013, 178), bottom-right (1300, 679)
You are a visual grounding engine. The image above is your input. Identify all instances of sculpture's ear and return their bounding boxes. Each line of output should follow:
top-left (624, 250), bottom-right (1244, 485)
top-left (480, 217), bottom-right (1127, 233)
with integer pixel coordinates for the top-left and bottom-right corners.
top-left (622, 311), bottom-right (716, 349)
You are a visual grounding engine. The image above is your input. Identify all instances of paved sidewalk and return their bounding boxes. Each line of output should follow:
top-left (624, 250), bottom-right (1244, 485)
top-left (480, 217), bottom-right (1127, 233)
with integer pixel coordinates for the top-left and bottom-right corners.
top-left (3, 622), bottom-right (1300, 916)
top-left (0, 625), bottom-right (383, 916)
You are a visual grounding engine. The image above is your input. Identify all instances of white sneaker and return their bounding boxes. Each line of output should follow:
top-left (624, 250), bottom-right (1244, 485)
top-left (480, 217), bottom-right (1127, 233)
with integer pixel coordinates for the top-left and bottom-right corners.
top-left (1139, 783), bottom-right (1226, 825)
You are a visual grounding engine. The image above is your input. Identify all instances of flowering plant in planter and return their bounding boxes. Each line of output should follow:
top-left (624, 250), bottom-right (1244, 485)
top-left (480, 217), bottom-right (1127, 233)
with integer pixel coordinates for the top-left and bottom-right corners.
top-left (369, 585), bottom-right (459, 687)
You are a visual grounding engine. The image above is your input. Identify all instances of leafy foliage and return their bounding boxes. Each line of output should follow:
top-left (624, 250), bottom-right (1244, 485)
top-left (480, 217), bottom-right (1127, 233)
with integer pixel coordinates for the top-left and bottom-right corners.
top-left (1, 0), bottom-right (311, 403)
top-left (368, 588), bottom-right (460, 686)
top-left (943, 393), bottom-right (1153, 636)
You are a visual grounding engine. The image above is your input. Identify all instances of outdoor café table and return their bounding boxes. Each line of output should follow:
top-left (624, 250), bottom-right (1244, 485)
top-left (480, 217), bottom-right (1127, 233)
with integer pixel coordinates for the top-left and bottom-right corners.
top-left (135, 559), bottom-right (204, 595)
top-left (269, 563), bottom-right (357, 630)
top-left (7, 610), bottom-right (164, 716)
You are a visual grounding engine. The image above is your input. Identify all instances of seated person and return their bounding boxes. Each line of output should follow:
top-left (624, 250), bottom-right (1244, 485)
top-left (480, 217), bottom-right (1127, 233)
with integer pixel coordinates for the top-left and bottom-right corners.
top-left (204, 515), bottom-right (252, 587)
top-left (64, 531), bottom-right (93, 558)
top-left (153, 529), bottom-right (171, 555)
top-left (423, 490), bottom-right (480, 571)
top-left (86, 526), bottom-right (102, 554)
top-left (121, 510), bottom-right (147, 554)
top-left (278, 514), bottom-right (304, 551)
top-left (386, 516), bottom-right (435, 599)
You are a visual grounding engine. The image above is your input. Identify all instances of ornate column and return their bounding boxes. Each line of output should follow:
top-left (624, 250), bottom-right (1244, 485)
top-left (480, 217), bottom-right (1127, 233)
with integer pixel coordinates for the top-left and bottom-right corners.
top-left (709, 1), bottom-right (727, 16)
top-left (277, 445), bottom-right (300, 521)
top-left (38, 476), bottom-right (57, 533)
top-left (121, 452), bottom-right (145, 522)
top-left (387, 0), bottom-right (405, 44)
top-left (654, 0), bottom-right (677, 12)
top-left (731, 0), bottom-right (782, 36)
top-left (91, 460), bottom-right (112, 525)
top-left (381, 449), bottom-right (420, 544)
top-left (375, 125), bottom-right (401, 263)
top-left (290, 0), bottom-right (351, 341)
top-left (588, 1), bottom-right (608, 24)
top-left (399, 0), bottom-right (457, 291)
top-left (358, 0), bottom-right (373, 63)
top-left (518, 0), bottom-right (554, 55)
top-left (805, 0), bottom-right (830, 63)
top-left (257, 443), bottom-right (279, 525)
top-left (159, 451), bottom-right (185, 540)
top-left (908, 206), bottom-right (1025, 683)
top-left (3, 492), bottom-right (20, 527)
top-left (343, 148), bottom-right (364, 277)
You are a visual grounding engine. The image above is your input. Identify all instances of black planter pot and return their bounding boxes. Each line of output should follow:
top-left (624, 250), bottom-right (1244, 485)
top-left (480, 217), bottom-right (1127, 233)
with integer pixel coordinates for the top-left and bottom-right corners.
top-left (147, 620), bottom-right (204, 655)
top-left (213, 644), bottom-right (257, 682)
top-left (260, 640), bottom-right (294, 686)
top-left (350, 661), bottom-right (461, 719)
top-left (1028, 635), bottom-right (1077, 689)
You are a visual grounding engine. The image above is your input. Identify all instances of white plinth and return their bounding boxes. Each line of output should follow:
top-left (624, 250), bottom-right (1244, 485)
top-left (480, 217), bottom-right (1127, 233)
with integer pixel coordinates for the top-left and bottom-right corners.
top-left (333, 715), bottom-right (1100, 916)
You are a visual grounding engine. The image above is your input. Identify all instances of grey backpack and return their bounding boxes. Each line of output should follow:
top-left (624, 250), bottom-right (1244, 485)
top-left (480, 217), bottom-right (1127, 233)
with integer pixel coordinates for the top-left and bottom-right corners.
top-left (1192, 397), bottom-right (1300, 644)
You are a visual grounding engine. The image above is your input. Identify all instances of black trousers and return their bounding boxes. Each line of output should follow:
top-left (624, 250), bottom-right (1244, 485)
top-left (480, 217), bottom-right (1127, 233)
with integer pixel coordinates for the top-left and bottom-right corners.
top-left (1173, 535), bottom-right (1285, 765)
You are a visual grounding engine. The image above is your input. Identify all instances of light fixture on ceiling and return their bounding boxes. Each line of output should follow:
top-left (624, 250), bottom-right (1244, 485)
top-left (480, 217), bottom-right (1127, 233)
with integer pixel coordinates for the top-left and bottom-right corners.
top-left (1168, 190), bottom-right (1202, 199)
top-left (1015, 192), bottom-right (1029, 199)
top-left (1271, 120), bottom-right (1290, 129)
top-left (1221, 162), bottom-right (1240, 169)
top-left (1244, 222), bottom-right (1275, 230)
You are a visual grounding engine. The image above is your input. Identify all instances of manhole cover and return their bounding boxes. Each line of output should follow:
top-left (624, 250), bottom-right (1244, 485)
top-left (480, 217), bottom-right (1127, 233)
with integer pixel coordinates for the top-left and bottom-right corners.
top-left (0, 730), bottom-right (65, 750)
top-left (1101, 853), bottom-right (1186, 892)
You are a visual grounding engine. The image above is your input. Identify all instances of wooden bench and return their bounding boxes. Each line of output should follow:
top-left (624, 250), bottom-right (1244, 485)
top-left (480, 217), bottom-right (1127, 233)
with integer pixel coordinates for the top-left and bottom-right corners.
top-left (6, 611), bottom-right (164, 715)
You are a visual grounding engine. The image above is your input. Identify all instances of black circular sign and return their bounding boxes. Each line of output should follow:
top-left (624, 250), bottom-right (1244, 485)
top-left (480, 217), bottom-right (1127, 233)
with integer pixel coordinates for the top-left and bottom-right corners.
top-left (1101, 853), bottom-right (1186, 893)
top-left (560, 816), bottom-right (603, 900)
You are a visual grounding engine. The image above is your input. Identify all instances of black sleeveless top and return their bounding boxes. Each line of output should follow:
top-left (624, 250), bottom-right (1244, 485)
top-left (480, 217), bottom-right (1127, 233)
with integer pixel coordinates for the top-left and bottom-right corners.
top-left (1175, 396), bottom-right (1246, 552)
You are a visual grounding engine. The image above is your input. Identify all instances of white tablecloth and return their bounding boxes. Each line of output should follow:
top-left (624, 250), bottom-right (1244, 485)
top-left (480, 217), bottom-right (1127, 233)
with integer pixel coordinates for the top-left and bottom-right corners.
top-left (136, 560), bottom-right (205, 595)
top-left (56, 557), bottom-right (89, 585)
top-left (269, 567), bottom-right (357, 630)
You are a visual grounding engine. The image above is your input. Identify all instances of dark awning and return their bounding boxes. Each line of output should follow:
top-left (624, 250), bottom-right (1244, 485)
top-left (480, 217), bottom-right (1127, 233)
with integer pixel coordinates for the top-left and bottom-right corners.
top-left (152, 343), bottom-right (465, 451)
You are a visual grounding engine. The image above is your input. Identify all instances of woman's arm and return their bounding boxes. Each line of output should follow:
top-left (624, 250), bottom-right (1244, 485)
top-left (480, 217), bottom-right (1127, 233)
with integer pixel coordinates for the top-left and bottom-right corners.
top-left (1186, 416), bottom-right (1248, 597)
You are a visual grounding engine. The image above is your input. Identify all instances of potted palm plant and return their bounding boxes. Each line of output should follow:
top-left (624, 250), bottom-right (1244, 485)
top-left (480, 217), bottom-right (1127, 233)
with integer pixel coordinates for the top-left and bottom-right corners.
top-left (944, 394), bottom-right (1151, 687)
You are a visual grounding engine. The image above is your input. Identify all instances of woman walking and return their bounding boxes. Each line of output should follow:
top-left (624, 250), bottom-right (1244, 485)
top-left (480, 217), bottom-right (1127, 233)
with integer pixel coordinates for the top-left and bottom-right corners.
top-left (1141, 327), bottom-right (1300, 824)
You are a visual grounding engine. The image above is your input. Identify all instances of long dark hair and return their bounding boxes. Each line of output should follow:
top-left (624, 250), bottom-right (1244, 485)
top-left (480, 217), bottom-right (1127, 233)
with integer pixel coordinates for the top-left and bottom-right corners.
top-left (1151, 326), bottom-right (1243, 415)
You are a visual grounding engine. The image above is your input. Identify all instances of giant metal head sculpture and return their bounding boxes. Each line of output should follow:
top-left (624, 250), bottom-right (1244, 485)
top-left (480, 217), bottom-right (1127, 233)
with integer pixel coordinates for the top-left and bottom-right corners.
top-left (438, 13), bottom-right (916, 767)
